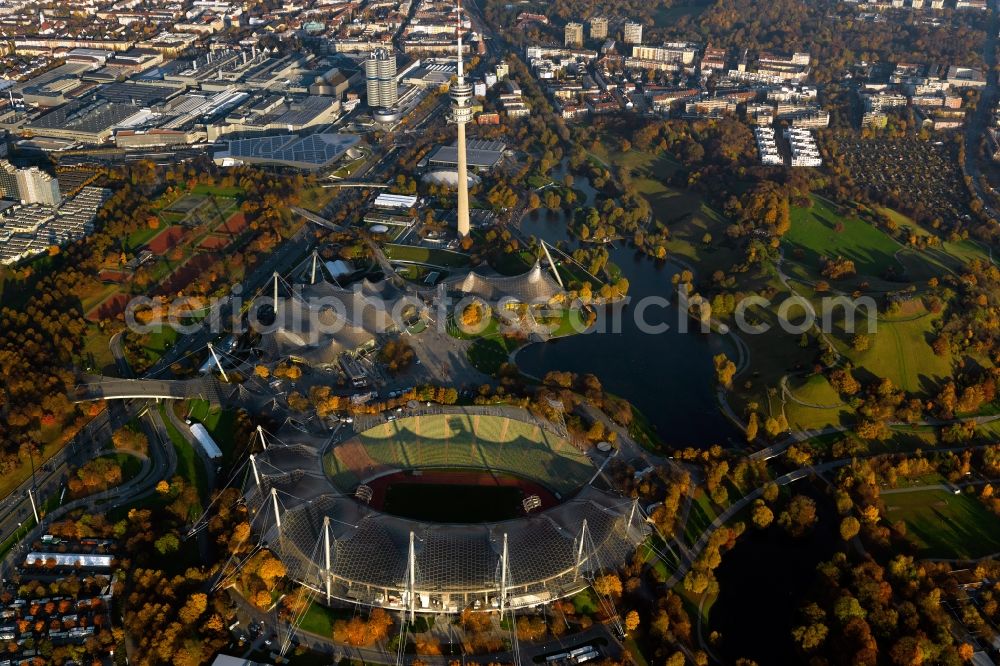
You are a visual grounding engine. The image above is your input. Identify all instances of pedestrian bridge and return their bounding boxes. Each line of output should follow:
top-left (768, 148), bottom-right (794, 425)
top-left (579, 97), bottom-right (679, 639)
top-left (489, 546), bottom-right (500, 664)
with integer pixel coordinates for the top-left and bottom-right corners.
top-left (71, 377), bottom-right (223, 403)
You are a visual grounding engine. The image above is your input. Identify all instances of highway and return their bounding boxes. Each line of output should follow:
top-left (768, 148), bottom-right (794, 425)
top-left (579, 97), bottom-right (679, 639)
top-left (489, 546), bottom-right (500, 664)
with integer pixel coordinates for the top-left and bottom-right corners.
top-left (0, 334), bottom-right (179, 572)
top-left (964, 0), bottom-right (999, 210)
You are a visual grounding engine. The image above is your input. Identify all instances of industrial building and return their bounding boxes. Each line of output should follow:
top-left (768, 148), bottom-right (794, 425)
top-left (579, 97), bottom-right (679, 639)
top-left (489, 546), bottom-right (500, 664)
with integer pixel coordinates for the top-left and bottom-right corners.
top-left (213, 132), bottom-right (361, 171)
top-left (428, 139), bottom-right (507, 170)
top-left (25, 97), bottom-right (146, 144)
top-left (205, 94), bottom-right (342, 140)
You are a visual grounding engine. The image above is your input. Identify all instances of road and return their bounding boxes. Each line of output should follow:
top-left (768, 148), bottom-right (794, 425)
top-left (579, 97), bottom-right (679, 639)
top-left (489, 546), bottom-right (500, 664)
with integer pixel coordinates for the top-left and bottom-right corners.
top-left (228, 591), bottom-right (623, 666)
top-left (72, 377), bottom-right (220, 402)
top-left (964, 0), bottom-right (999, 208)
top-left (0, 400), bottom-right (143, 553)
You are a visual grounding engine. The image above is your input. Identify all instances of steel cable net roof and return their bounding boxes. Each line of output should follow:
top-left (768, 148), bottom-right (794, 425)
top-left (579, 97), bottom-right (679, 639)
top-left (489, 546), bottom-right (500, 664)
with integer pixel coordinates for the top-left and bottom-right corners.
top-left (438, 264), bottom-right (565, 304)
top-left (245, 407), bottom-right (648, 613)
top-left (263, 279), bottom-right (423, 363)
top-left (260, 266), bottom-right (564, 363)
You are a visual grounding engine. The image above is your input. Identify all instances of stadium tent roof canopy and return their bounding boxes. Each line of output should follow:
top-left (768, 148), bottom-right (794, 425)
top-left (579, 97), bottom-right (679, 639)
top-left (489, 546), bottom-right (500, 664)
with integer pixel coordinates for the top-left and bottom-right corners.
top-left (439, 263), bottom-right (564, 303)
top-left (214, 132), bottom-right (360, 170)
top-left (262, 279), bottom-right (422, 363)
top-left (245, 407), bottom-right (648, 614)
top-left (260, 265), bottom-right (564, 362)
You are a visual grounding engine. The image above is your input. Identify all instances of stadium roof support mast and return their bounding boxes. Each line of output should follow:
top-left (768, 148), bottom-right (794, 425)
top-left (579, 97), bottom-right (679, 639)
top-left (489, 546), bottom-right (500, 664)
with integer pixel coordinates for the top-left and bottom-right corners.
top-left (450, 0), bottom-right (472, 237)
top-left (499, 532), bottom-right (509, 617)
top-left (273, 272), bottom-right (280, 316)
top-left (310, 251), bottom-right (320, 285)
top-left (249, 453), bottom-right (261, 487)
top-left (271, 487), bottom-right (282, 530)
top-left (539, 242), bottom-right (565, 289)
top-left (323, 516), bottom-right (333, 604)
top-left (207, 343), bottom-right (229, 382)
top-left (573, 519), bottom-right (589, 581)
top-left (407, 531), bottom-right (417, 624)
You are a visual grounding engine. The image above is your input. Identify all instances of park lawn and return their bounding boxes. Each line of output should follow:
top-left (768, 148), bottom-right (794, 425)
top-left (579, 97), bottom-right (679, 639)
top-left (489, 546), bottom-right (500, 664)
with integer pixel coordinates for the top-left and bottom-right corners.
top-left (331, 155), bottom-right (368, 180)
top-left (102, 452), bottom-right (144, 484)
top-left (0, 432), bottom-right (78, 500)
top-left (782, 374), bottom-right (853, 431)
top-left (159, 405), bottom-right (208, 506)
top-left (830, 311), bottom-right (952, 393)
top-left (683, 489), bottom-right (719, 545)
top-left (600, 144), bottom-right (739, 274)
top-left (299, 602), bottom-right (355, 637)
top-left (80, 326), bottom-right (115, 372)
top-left (784, 196), bottom-right (901, 280)
top-left (548, 308), bottom-right (589, 337)
top-left (726, 287), bottom-right (821, 417)
top-left (185, 399), bottom-right (240, 461)
top-left (879, 206), bottom-right (991, 270)
top-left (624, 637), bottom-right (651, 666)
top-left (883, 489), bottom-right (1000, 559)
top-left (383, 244), bottom-right (471, 268)
top-left (299, 185), bottom-right (341, 213)
top-left (78, 279), bottom-right (122, 312)
top-left (127, 223), bottom-right (167, 251)
top-left (490, 249), bottom-right (537, 276)
top-left (467, 336), bottom-right (519, 374)
top-left (140, 326), bottom-right (179, 362)
top-left (783, 400), bottom-right (853, 432)
top-left (571, 588), bottom-right (600, 616)
top-left (787, 374), bottom-right (844, 408)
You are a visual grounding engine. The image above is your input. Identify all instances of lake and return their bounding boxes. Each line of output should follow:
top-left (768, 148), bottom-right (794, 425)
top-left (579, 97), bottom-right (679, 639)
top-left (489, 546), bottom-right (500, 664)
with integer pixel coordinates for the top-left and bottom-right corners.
top-left (514, 207), bottom-right (743, 449)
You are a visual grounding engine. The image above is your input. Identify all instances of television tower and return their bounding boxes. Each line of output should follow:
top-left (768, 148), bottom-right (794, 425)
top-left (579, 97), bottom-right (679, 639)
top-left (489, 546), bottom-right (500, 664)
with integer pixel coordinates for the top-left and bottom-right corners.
top-left (450, 0), bottom-right (472, 237)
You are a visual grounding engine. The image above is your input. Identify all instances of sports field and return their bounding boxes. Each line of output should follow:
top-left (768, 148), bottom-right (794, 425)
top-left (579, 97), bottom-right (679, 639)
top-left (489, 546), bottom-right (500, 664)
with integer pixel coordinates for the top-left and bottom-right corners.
top-left (883, 489), bottom-right (1000, 559)
top-left (325, 412), bottom-right (594, 495)
top-left (369, 468), bottom-right (558, 522)
top-left (385, 482), bottom-right (523, 522)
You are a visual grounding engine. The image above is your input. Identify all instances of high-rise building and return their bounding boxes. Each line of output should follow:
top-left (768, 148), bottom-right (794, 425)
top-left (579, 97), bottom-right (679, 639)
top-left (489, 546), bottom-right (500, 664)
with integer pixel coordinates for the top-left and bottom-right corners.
top-left (496, 61), bottom-right (509, 80)
top-left (365, 48), bottom-right (398, 109)
top-left (589, 17), bottom-right (608, 40)
top-left (623, 20), bottom-right (644, 45)
top-left (0, 160), bottom-right (20, 201)
top-left (564, 22), bottom-right (584, 47)
top-left (15, 167), bottom-right (60, 206)
top-left (450, 0), bottom-right (473, 237)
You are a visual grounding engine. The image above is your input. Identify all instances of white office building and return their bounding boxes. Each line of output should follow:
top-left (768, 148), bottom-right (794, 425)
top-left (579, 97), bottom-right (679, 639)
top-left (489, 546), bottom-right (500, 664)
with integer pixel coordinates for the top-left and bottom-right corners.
top-left (365, 48), bottom-right (398, 109)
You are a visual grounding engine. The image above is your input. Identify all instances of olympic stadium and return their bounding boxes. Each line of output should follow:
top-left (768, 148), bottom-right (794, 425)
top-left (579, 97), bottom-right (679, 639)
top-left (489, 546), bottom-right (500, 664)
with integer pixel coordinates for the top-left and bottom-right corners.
top-left (243, 406), bottom-right (649, 617)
